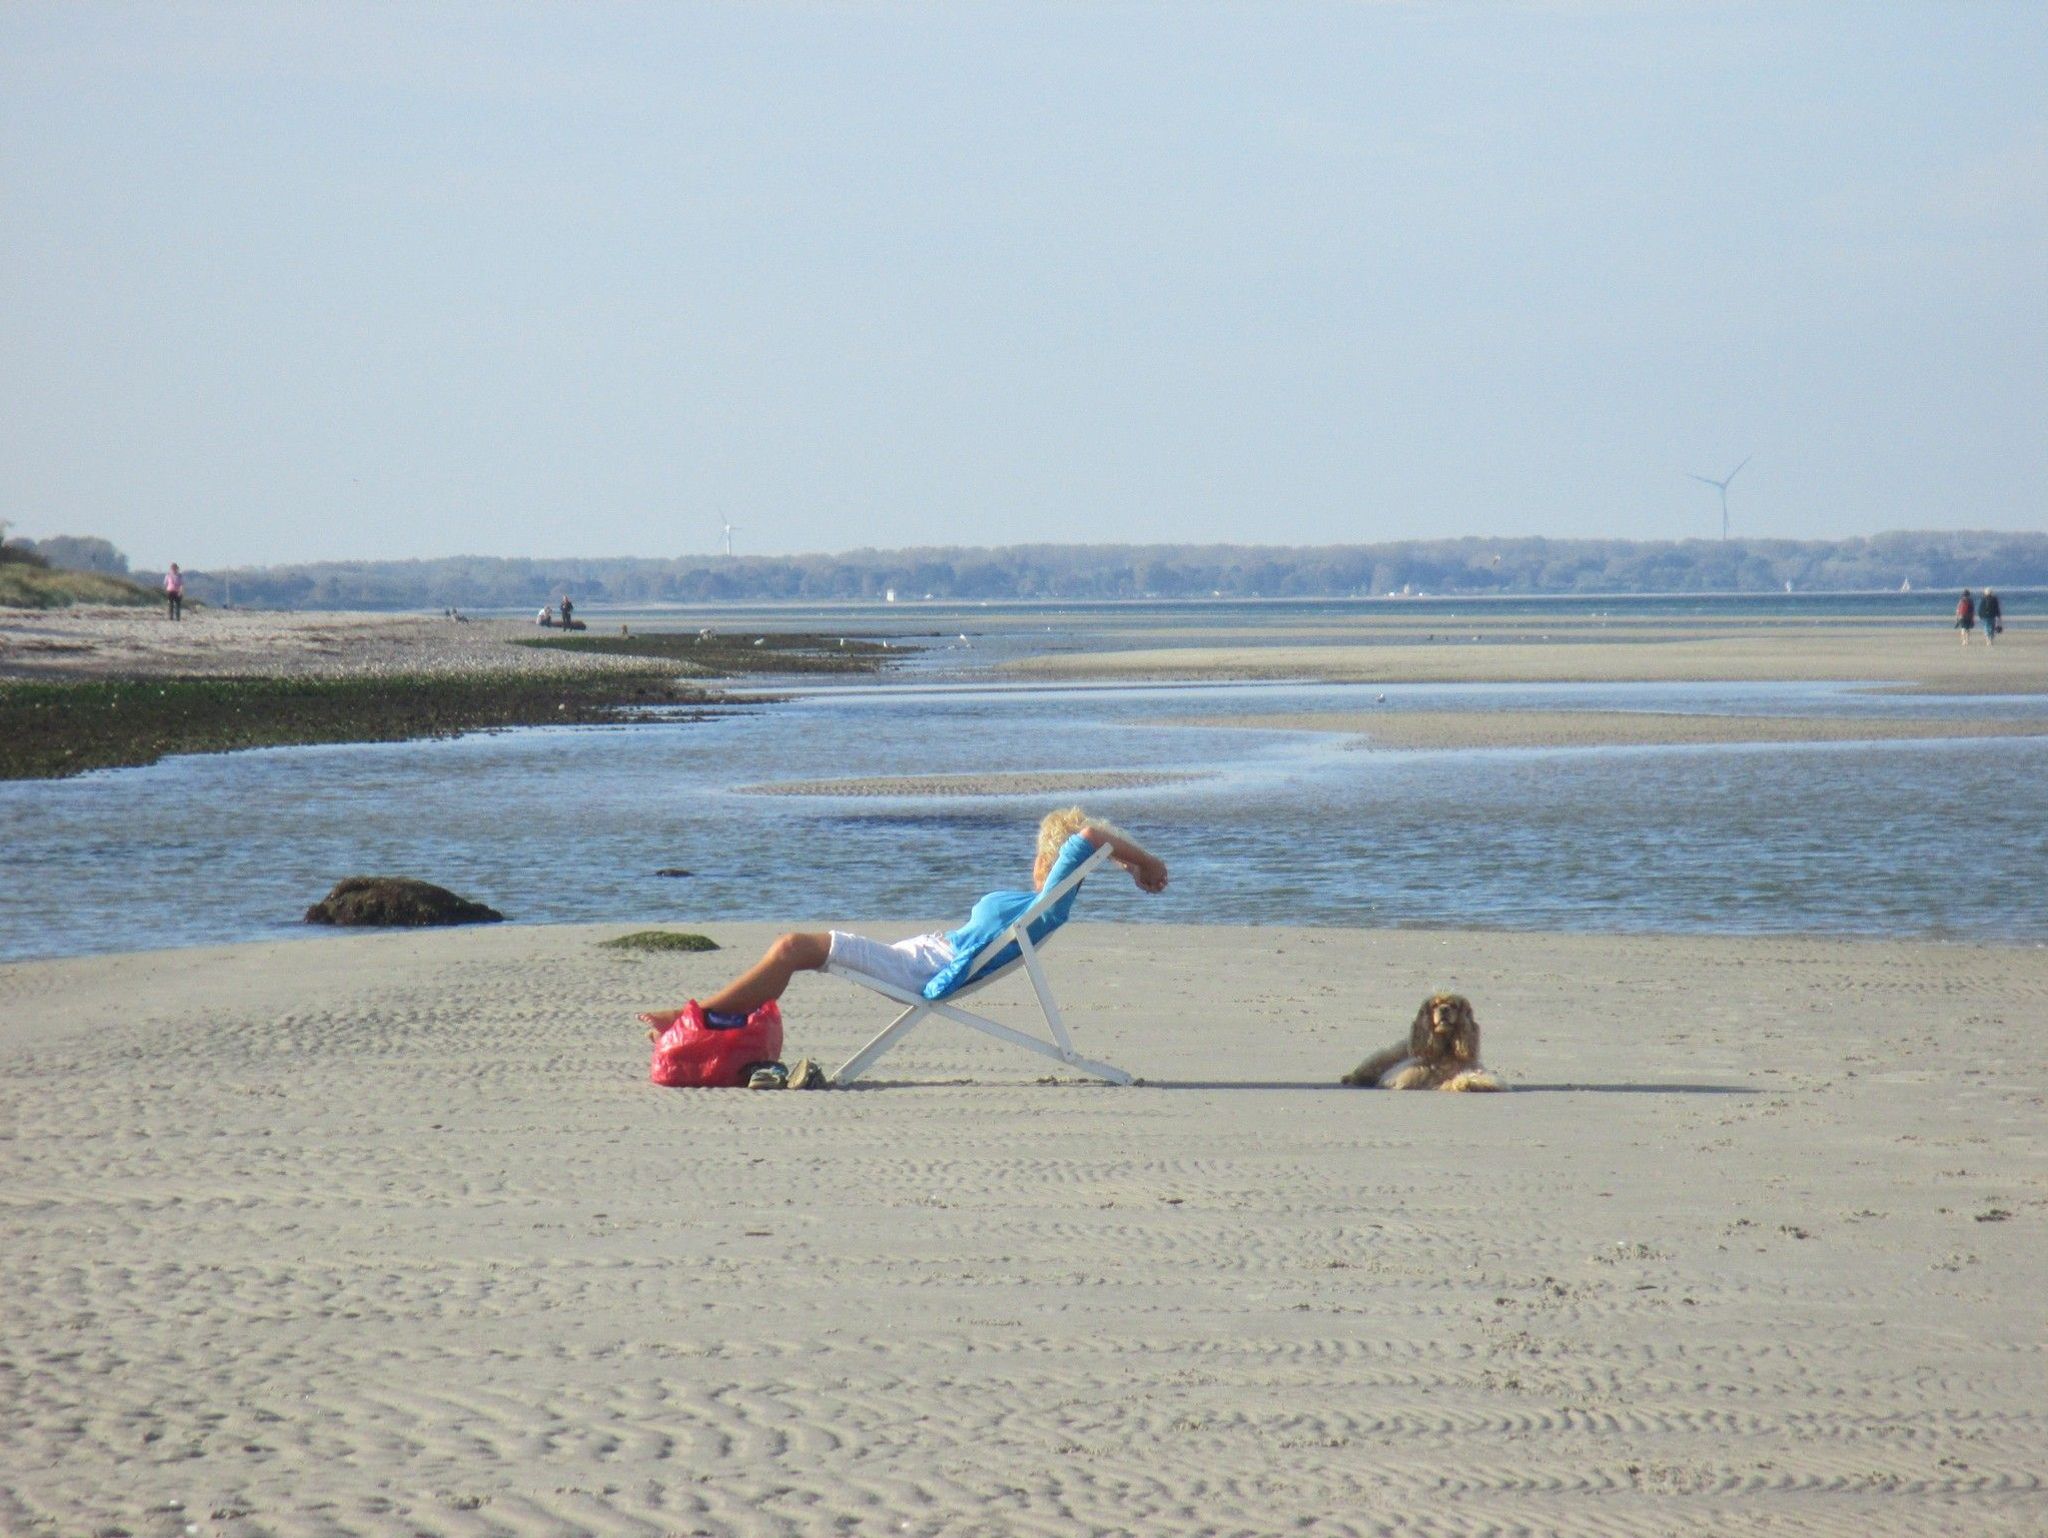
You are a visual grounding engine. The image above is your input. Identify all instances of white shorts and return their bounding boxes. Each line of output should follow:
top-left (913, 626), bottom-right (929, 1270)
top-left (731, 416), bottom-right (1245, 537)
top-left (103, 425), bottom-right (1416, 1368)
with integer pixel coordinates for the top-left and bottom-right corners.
top-left (825, 930), bottom-right (956, 995)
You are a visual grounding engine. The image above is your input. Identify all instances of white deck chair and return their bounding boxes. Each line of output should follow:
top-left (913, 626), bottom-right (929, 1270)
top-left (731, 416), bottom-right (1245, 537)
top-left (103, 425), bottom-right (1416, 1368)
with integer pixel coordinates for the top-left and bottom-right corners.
top-left (828, 843), bottom-right (1132, 1086)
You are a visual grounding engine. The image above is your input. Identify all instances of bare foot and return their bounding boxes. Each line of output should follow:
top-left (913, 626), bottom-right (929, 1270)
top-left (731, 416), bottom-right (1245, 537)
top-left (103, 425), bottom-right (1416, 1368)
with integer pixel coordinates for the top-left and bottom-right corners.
top-left (640, 1008), bottom-right (684, 1044)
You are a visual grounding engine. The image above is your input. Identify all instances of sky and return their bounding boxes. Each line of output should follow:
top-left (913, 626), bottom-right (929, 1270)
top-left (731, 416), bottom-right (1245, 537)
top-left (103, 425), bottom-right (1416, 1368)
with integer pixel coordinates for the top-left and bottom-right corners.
top-left (2, 3), bottom-right (2044, 570)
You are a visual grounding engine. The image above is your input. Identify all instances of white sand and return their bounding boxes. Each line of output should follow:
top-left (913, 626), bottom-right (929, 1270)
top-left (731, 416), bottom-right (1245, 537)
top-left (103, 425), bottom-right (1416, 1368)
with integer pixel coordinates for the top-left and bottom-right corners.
top-left (4, 922), bottom-right (2044, 1536)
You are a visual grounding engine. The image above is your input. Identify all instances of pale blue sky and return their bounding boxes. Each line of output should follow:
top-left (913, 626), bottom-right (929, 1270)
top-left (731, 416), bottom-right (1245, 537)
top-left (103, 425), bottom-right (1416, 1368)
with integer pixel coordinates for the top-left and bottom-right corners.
top-left (3, 3), bottom-right (2043, 569)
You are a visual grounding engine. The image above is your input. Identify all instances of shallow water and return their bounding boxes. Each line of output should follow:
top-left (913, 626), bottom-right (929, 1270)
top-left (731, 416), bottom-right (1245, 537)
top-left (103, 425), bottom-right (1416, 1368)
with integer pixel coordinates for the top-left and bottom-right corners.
top-left (5, 673), bottom-right (2045, 962)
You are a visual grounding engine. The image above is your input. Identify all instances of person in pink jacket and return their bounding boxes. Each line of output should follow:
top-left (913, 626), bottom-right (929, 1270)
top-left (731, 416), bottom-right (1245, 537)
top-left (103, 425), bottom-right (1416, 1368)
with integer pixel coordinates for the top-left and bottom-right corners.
top-left (164, 563), bottom-right (184, 621)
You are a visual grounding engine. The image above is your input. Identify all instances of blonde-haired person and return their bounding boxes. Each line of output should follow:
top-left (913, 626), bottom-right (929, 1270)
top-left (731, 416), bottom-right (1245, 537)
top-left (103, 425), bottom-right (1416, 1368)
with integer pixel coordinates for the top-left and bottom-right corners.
top-left (656, 808), bottom-right (1167, 1034)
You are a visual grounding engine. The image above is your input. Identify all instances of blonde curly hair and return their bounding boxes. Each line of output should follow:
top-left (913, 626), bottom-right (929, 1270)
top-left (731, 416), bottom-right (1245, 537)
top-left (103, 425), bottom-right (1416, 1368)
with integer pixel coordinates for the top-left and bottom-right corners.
top-left (1036, 806), bottom-right (1119, 880)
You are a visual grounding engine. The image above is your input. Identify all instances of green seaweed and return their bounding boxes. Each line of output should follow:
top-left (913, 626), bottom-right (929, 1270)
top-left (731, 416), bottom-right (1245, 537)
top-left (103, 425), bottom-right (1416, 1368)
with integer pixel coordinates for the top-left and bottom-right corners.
top-left (599, 930), bottom-right (720, 953)
top-left (518, 630), bottom-right (897, 674)
top-left (0, 670), bottom-right (710, 781)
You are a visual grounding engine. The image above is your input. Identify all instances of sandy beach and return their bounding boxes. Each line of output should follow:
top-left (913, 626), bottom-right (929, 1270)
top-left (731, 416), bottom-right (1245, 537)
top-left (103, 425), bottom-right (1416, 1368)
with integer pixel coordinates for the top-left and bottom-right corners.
top-left (0, 606), bottom-right (647, 681)
top-left (4, 922), bottom-right (2043, 1537)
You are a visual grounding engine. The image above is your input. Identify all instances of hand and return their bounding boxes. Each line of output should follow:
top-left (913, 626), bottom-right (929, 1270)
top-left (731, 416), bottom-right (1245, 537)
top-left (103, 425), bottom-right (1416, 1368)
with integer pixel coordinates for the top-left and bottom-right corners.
top-left (1127, 854), bottom-right (1168, 894)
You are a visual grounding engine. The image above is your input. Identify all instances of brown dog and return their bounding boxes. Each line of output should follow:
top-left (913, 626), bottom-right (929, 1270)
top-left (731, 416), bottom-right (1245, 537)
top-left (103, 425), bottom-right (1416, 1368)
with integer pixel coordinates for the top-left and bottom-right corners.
top-left (1341, 993), bottom-right (1504, 1091)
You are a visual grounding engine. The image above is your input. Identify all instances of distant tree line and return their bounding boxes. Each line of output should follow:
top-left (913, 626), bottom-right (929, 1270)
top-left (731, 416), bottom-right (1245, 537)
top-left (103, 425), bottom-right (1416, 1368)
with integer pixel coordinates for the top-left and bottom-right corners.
top-left (16, 531), bottom-right (2048, 609)
top-left (8, 534), bottom-right (130, 574)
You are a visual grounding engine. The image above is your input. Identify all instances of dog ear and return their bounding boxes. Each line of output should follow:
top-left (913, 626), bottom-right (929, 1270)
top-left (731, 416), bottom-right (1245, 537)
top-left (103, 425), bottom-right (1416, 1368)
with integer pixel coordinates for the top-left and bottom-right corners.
top-left (1411, 998), bottom-right (1434, 1055)
top-left (1452, 999), bottom-right (1479, 1062)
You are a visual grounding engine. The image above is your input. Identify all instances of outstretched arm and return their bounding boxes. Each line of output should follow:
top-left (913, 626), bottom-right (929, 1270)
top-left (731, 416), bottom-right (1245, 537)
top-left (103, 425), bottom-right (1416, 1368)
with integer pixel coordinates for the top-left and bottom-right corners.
top-left (1084, 825), bottom-right (1168, 893)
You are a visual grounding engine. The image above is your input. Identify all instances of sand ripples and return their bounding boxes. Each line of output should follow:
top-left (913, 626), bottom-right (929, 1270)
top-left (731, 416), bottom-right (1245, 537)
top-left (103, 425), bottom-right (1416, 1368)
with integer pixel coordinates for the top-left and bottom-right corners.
top-left (4, 923), bottom-right (2045, 1536)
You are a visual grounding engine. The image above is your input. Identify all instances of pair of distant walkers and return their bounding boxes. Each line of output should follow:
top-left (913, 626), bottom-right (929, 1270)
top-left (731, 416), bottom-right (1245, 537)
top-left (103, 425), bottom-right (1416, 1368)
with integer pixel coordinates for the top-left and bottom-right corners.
top-left (1957, 588), bottom-right (2003, 645)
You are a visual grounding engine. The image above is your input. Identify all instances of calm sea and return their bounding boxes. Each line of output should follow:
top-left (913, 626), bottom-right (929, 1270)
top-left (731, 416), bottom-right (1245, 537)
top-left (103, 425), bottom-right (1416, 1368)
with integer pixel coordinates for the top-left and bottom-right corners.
top-left (4, 594), bottom-right (2043, 962)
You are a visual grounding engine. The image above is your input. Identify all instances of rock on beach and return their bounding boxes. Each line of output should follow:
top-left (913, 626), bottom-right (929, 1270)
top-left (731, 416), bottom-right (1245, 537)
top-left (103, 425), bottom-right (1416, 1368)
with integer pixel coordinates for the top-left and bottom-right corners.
top-left (304, 876), bottom-right (504, 927)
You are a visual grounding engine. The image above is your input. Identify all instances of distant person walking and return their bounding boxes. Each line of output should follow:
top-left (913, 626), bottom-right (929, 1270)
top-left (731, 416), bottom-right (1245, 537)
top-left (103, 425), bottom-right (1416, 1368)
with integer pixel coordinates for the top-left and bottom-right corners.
top-left (1955, 589), bottom-right (1976, 644)
top-left (1978, 587), bottom-right (2002, 645)
top-left (164, 563), bottom-right (184, 621)
top-left (560, 595), bottom-right (575, 630)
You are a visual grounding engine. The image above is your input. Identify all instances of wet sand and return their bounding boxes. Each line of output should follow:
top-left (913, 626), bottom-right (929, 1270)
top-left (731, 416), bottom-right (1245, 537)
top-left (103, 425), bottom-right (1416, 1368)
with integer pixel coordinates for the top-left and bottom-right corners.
top-left (1169, 709), bottom-right (2048, 751)
top-left (4, 922), bottom-right (2043, 1537)
top-left (1007, 623), bottom-right (2048, 694)
top-left (738, 769), bottom-right (1208, 797)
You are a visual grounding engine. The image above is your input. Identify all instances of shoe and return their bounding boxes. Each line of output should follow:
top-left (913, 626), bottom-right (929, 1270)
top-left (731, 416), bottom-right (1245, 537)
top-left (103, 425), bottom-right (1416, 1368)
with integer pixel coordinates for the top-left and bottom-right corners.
top-left (787, 1058), bottom-right (827, 1090)
top-left (746, 1062), bottom-right (789, 1090)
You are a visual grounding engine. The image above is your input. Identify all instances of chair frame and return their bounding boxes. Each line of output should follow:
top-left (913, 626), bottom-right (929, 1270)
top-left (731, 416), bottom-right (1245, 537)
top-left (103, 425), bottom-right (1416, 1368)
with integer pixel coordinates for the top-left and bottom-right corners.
top-left (828, 843), bottom-right (1132, 1086)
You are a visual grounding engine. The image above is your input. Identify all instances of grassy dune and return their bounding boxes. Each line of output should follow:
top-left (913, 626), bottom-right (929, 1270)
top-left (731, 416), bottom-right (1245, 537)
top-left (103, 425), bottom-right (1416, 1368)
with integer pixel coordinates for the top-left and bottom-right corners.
top-left (0, 565), bottom-right (163, 610)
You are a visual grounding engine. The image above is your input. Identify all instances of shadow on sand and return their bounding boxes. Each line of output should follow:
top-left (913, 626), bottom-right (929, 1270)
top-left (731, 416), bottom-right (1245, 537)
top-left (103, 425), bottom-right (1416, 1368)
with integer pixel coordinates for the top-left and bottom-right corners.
top-left (1136, 1079), bottom-right (1756, 1095)
top-left (835, 1078), bottom-right (1756, 1094)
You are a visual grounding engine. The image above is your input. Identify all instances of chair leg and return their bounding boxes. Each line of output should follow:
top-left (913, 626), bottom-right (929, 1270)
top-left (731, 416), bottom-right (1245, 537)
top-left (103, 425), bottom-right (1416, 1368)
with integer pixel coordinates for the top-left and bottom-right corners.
top-left (1059, 1053), bottom-right (1135, 1087)
top-left (928, 999), bottom-right (1134, 1085)
top-left (833, 1002), bottom-right (927, 1085)
top-left (1018, 941), bottom-right (1076, 1057)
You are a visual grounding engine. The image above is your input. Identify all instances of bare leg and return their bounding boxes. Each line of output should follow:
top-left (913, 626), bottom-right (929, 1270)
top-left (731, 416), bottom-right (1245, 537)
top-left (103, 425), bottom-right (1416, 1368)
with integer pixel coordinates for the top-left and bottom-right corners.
top-left (644, 932), bottom-right (831, 1041)
top-left (703, 932), bottom-right (831, 1015)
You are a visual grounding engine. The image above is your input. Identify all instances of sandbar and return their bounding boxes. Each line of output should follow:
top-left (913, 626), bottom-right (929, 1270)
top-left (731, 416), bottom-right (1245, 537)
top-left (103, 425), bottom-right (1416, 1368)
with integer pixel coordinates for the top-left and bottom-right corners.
top-left (1007, 623), bottom-right (2048, 694)
top-left (4, 922), bottom-right (2042, 1535)
top-left (738, 769), bottom-right (1207, 797)
top-left (1170, 708), bottom-right (2048, 751)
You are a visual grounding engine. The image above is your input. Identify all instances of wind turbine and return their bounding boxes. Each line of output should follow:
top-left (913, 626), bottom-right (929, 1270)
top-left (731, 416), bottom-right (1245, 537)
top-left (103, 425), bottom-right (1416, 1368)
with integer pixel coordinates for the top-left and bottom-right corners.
top-left (1689, 454), bottom-right (1753, 542)
top-left (719, 516), bottom-right (739, 558)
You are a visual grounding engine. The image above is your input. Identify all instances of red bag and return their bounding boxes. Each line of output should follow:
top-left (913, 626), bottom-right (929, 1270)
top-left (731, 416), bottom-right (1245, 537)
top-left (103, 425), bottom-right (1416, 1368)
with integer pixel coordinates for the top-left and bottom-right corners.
top-left (644, 1000), bottom-right (783, 1087)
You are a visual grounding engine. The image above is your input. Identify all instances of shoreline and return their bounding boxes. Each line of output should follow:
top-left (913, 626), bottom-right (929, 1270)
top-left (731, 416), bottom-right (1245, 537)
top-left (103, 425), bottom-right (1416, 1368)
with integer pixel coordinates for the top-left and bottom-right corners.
top-left (0, 609), bottom-right (892, 779)
top-left (11, 909), bottom-right (2048, 972)
top-left (8, 607), bottom-right (2043, 781)
top-left (6, 920), bottom-right (2042, 1535)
